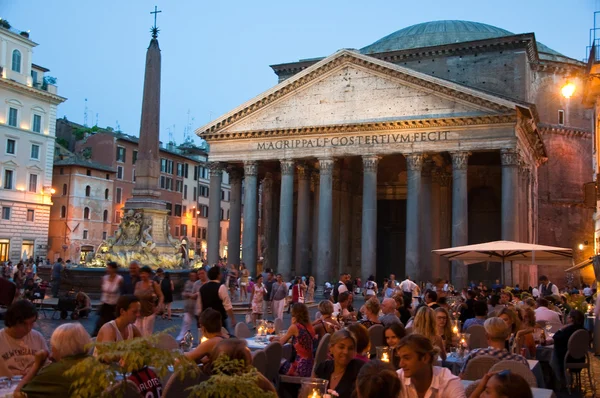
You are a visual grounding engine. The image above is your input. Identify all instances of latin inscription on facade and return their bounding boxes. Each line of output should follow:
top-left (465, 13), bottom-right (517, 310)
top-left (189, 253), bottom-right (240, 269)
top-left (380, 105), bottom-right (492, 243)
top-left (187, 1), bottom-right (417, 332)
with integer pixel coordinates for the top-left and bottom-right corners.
top-left (256, 131), bottom-right (449, 150)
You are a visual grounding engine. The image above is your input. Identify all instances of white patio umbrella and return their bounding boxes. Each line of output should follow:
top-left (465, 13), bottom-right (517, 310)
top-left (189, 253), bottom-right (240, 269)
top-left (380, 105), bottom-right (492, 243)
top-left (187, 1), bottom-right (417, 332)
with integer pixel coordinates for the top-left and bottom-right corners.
top-left (432, 240), bottom-right (573, 285)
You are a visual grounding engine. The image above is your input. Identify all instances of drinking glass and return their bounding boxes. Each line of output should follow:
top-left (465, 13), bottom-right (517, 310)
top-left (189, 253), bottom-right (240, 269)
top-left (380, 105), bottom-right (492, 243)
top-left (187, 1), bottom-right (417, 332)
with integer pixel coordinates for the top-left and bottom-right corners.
top-left (376, 346), bottom-right (392, 363)
top-left (299, 378), bottom-right (328, 398)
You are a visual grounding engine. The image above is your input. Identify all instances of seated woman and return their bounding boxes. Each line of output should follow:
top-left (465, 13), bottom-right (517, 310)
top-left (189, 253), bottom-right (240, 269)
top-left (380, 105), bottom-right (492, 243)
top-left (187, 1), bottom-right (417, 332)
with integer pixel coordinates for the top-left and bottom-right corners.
top-left (347, 323), bottom-right (371, 362)
top-left (72, 291), bottom-right (92, 319)
top-left (313, 300), bottom-right (341, 339)
top-left (358, 298), bottom-right (383, 329)
top-left (313, 329), bottom-right (365, 398)
top-left (498, 307), bottom-right (521, 351)
top-left (277, 303), bottom-right (317, 377)
top-left (392, 294), bottom-right (412, 326)
top-left (356, 360), bottom-right (402, 398)
top-left (385, 323), bottom-right (406, 370)
top-left (185, 308), bottom-right (226, 365)
top-left (14, 323), bottom-right (91, 398)
top-left (96, 295), bottom-right (142, 345)
top-left (0, 300), bottom-right (48, 378)
top-left (435, 307), bottom-right (454, 352)
top-left (413, 306), bottom-right (446, 360)
top-left (208, 338), bottom-right (276, 394)
top-left (468, 371), bottom-right (533, 398)
top-left (541, 309), bottom-right (585, 384)
top-left (396, 334), bottom-right (466, 398)
top-left (515, 307), bottom-right (536, 358)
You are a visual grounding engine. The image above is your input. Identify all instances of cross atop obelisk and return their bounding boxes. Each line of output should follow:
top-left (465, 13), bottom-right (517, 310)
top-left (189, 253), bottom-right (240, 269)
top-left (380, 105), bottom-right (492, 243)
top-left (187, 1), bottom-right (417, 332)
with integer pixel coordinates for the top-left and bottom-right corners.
top-left (150, 6), bottom-right (162, 38)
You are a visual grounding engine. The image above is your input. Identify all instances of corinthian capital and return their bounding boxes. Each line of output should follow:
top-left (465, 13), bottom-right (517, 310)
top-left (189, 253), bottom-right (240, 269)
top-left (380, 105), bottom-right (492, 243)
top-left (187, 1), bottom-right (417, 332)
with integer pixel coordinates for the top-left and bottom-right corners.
top-left (244, 160), bottom-right (258, 176)
top-left (405, 153), bottom-right (424, 171)
top-left (500, 148), bottom-right (519, 167)
top-left (450, 151), bottom-right (471, 171)
top-left (280, 159), bottom-right (295, 176)
top-left (362, 155), bottom-right (380, 173)
top-left (297, 163), bottom-right (311, 181)
top-left (208, 162), bottom-right (224, 177)
top-left (318, 157), bottom-right (335, 175)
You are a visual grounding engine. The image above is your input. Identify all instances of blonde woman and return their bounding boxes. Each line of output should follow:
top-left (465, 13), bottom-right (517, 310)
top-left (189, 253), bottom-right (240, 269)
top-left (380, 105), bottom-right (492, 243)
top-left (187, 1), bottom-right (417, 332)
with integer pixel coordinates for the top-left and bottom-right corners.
top-left (358, 297), bottom-right (382, 329)
top-left (307, 276), bottom-right (315, 303)
top-left (413, 306), bottom-right (446, 360)
top-left (312, 300), bottom-right (341, 339)
top-left (435, 307), bottom-right (454, 351)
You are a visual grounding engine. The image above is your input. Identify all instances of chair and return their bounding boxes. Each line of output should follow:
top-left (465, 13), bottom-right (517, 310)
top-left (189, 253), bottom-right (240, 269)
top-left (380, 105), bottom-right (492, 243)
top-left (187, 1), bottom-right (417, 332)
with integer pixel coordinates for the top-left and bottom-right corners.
top-left (314, 311), bottom-right (322, 321)
top-left (368, 324), bottom-right (385, 356)
top-left (162, 369), bottom-right (209, 398)
top-left (102, 380), bottom-right (140, 398)
top-left (155, 333), bottom-right (179, 351)
top-left (490, 360), bottom-right (537, 387)
top-left (282, 343), bottom-right (293, 362)
top-left (252, 350), bottom-right (268, 377)
top-left (461, 355), bottom-right (500, 380)
top-left (234, 322), bottom-right (252, 338)
top-left (564, 329), bottom-right (595, 395)
top-left (313, 333), bottom-right (331, 373)
top-left (274, 318), bottom-right (284, 333)
top-left (465, 380), bottom-right (480, 397)
top-left (466, 325), bottom-right (487, 350)
top-left (264, 341), bottom-right (283, 387)
top-left (0, 278), bottom-right (16, 306)
top-left (31, 286), bottom-right (48, 318)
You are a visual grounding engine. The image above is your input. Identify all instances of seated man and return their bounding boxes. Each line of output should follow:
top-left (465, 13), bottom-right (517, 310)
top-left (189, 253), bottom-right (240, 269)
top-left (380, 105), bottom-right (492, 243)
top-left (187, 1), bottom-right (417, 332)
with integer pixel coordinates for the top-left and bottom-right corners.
top-left (542, 309), bottom-right (585, 383)
top-left (72, 291), bottom-right (92, 319)
top-left (0, 300), bottom-right (48, 377)
top-left (534, 298), bottom-right (561, 323)
top-left (333, 292), bottom-right (356, 323)
top-left (463, 300), bottom-right (487, 331)
top-left (459, 317), bottom-right (527, 378)
top-left (379, 298), bottom-right (402, 327)
top-left (185, 308), bottom-right (226, 364)
top-left (96, 295), bottom-right (142, 345)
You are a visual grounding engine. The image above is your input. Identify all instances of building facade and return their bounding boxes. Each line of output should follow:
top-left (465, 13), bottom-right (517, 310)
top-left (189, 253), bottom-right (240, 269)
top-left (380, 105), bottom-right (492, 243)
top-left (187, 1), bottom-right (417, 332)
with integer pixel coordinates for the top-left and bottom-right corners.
top-left (54, 119), bottom-right (231, 262)
top-left (197, 20), bottom-right (593, 288)
top-left (0, 24), bottom-right (66, 263)
top-left (48, 150), bottom-right (115, 263)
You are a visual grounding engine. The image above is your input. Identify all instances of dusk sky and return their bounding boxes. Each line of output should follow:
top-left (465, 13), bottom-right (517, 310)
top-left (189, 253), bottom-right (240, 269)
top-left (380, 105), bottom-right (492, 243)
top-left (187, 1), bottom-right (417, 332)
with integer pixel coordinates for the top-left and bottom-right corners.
top-left (0, 1), bottom-right (595, 145)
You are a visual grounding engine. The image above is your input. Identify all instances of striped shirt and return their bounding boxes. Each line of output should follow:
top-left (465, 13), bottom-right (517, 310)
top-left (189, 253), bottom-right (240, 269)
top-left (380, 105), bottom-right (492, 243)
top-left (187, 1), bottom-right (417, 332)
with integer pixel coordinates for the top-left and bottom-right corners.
top-left (460, 347), bottom-right (527, 373)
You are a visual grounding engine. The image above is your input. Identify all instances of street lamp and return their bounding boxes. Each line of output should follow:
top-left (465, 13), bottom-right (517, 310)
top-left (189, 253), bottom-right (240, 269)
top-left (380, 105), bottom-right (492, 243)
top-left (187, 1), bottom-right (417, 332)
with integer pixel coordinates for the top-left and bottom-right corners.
top-left (561, 81), bottom-right (576, 99)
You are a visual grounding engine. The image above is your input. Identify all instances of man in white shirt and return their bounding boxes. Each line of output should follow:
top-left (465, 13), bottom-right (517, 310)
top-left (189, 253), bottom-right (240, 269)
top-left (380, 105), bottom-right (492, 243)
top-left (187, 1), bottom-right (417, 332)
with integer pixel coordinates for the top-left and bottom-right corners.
top-left (399, 276), bottom-right (418, 307)
top-left (534, 298), bottom-right (562, 323)
top-left (332, 291), bottom-right (355, 322)
top-left (0, 300), bottom-right (48, 378)
top-left (583, 284), bottom-right (593, 297)
top-left (538, 275), bottom-right (559, 297)
top-left (396, 334), bottom-right (466, 398)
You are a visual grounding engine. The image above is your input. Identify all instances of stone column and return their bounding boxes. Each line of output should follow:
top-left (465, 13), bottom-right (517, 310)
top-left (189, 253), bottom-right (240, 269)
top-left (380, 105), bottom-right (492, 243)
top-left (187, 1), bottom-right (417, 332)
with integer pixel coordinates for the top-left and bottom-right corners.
top-left (420, 161), bottom-right (434, 280)
top-left (450, 151), bottom-right (470, 289)
top-left (227, 167), bottom-right (243, 266)
top-left (261, 172), bottom-right (274, 271)
top-left (277, 159), bottom-right (295, 280)
top-left (311, 172), bottom-right (320, 278)
top-left (332, 168), bottom-right (342, 275)
top-left (295, 164), bottom-right (311, 277)
top-left (242, 161), bottom-right (259, 275)
top-left (438, 170), bottom-right (452, 280)
top-left (405, 153), bottom-right (423, 281)
top-left (317, 158), bottom-right (334, 285)
top-left (207, 162), bottom-right (224, 266)
top-left (501, 148), bottom-right (519, 285)
top-left (338, 170), bottom-right (351, 276)
top-left (361, 155), bottom-right (379, 282)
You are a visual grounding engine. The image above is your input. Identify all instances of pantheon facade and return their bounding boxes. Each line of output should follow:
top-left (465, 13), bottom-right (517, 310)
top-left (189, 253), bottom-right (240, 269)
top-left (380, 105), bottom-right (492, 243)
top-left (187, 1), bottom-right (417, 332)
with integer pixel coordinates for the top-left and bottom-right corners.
top-left (196, 21), bottom-right (593, 289)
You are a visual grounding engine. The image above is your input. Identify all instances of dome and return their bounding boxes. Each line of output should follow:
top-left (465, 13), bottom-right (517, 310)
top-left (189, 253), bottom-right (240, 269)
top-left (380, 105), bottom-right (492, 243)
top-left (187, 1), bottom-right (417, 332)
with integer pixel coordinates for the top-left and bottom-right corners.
top-left (360, 20), bottom-right (564, 57)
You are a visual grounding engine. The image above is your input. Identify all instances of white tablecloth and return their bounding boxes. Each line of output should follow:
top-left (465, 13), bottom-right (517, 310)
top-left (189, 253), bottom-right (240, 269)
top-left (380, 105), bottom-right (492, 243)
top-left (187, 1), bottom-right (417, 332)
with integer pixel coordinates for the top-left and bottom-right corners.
top-left (245, 337), bottom-right (270, 350)
top-left (0, 385), bottom-right (15, 398)
top-left (461, 380), bottom-right (556, 398)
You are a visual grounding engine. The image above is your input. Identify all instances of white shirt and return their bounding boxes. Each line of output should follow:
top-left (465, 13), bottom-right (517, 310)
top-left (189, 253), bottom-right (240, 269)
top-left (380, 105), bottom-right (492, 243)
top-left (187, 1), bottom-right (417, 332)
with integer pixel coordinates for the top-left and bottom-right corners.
top-left (583, 287), bottom-right (592, 297)
top-left (332, 302), bottom-right (350, 317)
top-left (101, 274), bottom-right (123, 305)
top-left (531, 288), bottom-right (540, 298)
top-left (397, 366), bottom-right (466, 398)
top-left (0, 329), bottom-right (48, 378)
top-left (535, 306), bottom-right (562, 323)
top-left (197, 280), bottom-right (233, 314)
top-left (399, 279), bottom-right (417, 294)
top-left (337, 281), bottom-right (348, 295)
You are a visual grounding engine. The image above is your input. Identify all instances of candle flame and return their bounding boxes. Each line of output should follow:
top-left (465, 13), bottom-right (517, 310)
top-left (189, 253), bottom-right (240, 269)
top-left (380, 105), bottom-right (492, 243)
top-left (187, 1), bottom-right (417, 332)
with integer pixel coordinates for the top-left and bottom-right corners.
top-left (310, 389), bottom-right (321, 398)
top-left (381, 352), bottom-right (390, 362)
top-left (201, 336), bottom-right (208, 343)
top-left (452, 326), bottom-right (459, 334)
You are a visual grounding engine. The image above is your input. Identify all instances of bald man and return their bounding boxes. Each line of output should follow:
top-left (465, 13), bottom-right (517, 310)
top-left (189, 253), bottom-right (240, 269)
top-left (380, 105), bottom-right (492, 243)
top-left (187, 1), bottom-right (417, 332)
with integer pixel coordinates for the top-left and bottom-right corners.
top-left (379, 298), bottom-right (402, 327)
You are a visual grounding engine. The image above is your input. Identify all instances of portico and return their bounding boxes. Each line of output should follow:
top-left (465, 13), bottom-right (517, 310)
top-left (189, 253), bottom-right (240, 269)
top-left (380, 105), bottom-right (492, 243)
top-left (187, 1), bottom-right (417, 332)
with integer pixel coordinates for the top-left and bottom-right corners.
top-left (196, 49), bottom-right (546, 288)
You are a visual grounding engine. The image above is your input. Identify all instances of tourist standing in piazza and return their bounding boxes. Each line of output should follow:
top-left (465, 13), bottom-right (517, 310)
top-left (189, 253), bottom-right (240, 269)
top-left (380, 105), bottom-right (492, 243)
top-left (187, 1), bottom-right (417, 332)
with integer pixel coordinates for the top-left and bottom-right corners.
top-left (92, 261), bottom-right (123, 337)
top-left (198, 266), bottom-right (237, 330)
top-left (50, 258), bottom-right (63, 298)
top-left (177, 269), bottom-right (198, 341)
top-left (121, 260), bottom-right (141, 295)
top-left (134, 266), bottom-right (164, 336)
top-left (239, 263), bottom-right (249, 302)
top-left (399, 276), bottom-right (417, 309)
top-left (249, 274), bottom-right (266, 325)
top-left (270, 273), bottom-right (288, 320)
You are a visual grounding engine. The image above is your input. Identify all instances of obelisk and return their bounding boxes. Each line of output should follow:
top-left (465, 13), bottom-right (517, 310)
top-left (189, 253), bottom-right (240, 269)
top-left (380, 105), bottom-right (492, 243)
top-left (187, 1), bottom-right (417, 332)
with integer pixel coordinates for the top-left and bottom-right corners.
top-left (127, 24), bottom-right (164, 210)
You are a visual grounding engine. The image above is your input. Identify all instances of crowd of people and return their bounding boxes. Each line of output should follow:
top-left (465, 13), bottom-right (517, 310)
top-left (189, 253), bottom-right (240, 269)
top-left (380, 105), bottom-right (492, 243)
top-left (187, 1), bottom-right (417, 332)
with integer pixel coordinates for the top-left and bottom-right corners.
top-left (0, 257), bottom-right (597, 398)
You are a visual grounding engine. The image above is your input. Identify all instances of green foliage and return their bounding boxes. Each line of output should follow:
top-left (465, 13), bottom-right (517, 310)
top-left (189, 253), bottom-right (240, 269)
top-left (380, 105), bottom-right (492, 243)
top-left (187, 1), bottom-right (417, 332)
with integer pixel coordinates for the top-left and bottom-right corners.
top-left (64, 329), bottom-right (199, 398)
top-left (56, 138), bottom-right (69, 149)
top-left (187, 355), bottom-right (277, 398)
top-left (41, 75), bottom-right (57, 90)
top-left (565, 293), bottom-right (590, 314)
top-left (0, 20), bottom-right (10, 29)
top-left (72, 125), bottom-right (99, 141)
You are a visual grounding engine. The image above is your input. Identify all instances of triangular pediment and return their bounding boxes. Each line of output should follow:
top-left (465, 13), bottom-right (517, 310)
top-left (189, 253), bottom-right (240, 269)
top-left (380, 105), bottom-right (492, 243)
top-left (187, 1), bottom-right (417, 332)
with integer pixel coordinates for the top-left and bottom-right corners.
top-left (27, 164), bottom-right (43, 172)
top-left (198, 49), bottom-right (519, 137)
top-left (2, 160), bottom-right (18, 167)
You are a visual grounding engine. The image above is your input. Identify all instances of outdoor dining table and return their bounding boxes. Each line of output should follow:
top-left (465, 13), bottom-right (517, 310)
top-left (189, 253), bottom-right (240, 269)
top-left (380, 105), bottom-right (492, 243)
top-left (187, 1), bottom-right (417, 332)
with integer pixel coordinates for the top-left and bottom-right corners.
top-left (245, 336), bottom-right (271, 350)
top-left (461, 380), bottom-right (556, 398)
top-left (443, 354), bottom-right (545, 388)
top-left (536, 344), bottom-right (553, 363)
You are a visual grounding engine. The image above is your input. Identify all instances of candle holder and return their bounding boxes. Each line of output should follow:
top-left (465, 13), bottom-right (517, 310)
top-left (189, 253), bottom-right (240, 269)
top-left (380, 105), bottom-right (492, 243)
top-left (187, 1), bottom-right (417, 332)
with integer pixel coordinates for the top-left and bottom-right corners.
top-left (300, 378), bottom-right (328, 398)
top-left (451, 319), bottom-right (461, 335)
top-left (458, 333), bottom-right (470, 356)
top-left (376, 346), bottom-right (392, 363)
